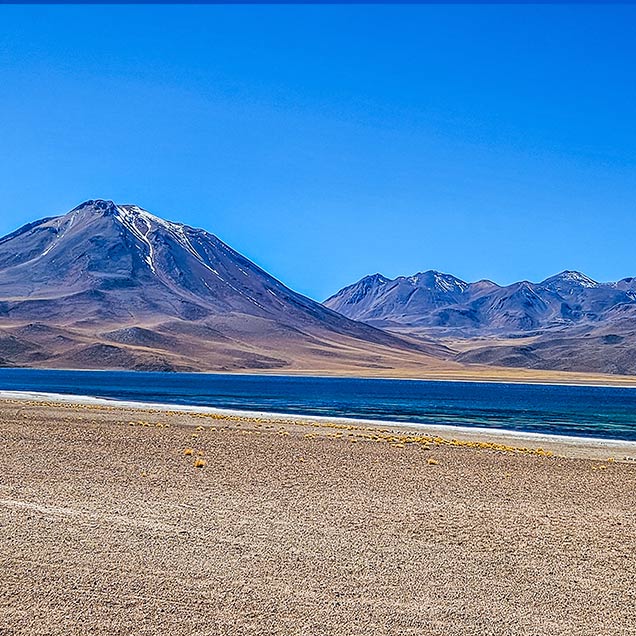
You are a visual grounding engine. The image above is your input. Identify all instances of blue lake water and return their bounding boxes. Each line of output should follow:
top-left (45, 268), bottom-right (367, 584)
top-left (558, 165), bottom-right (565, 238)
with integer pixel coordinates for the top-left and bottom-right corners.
top-left (0, 368), bottom-right (635, 441)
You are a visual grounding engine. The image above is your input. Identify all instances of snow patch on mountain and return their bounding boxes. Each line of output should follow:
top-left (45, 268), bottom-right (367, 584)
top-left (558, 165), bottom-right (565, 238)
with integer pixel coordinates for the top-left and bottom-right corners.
top-left (541, 270), bottom-right (599, 289)
top-left (115, 205), bottom-right (158, 274)
top-left (403, 271), bottom-right (468, 293)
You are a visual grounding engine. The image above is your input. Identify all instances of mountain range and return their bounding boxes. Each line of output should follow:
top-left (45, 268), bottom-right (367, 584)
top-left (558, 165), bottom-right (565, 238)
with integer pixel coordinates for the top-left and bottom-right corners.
top-left (0, 200), bottom-right (449, 374)
top-left (325, 270), bottom-right (636, 375)
top-left (0, 199), bottom-right (634, 379)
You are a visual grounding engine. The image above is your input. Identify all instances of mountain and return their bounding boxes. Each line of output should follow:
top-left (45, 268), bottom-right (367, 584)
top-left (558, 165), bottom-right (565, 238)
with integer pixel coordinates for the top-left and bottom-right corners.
top-left (325, 269), bottom-right (636, 375)
top-left (539, 271), bottom-right (634, 316)
top-left (325, 270), bottom-right (471, 328)
top-left (326, 269), bottom-right (636, 334)
top-left (0, 200), bottom-right (451, 373)
top-left (3, 202), bottom-right (633, 378)
top-left (540, 270), bottom-right (600, 292)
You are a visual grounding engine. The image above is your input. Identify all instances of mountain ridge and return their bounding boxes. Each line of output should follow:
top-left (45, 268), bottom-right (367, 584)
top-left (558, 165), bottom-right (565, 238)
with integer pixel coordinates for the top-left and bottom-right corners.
top-left (325, 269), bottom-right (636, 375)
top-left (2, 201), bottom-right (635, 377)
top-left (325, 269), bottom-right (636, 332)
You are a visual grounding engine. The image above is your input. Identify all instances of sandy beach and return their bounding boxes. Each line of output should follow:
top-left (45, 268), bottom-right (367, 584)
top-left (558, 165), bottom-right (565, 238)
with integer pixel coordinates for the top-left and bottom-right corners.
top-left (1, 395), bottom-right (635, 635)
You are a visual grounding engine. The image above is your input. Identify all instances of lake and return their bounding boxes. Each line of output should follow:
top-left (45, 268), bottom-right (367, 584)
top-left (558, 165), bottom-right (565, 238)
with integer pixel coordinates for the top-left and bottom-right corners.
top-left (0, 368), bottom-right (635, 441)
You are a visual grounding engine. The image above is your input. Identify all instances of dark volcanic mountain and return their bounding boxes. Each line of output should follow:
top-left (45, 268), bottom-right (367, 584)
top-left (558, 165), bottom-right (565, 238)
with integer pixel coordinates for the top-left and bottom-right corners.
top-left (0, 200), bottom-right (450, 373)
top-left (325, 270), bottom-right (636, 375)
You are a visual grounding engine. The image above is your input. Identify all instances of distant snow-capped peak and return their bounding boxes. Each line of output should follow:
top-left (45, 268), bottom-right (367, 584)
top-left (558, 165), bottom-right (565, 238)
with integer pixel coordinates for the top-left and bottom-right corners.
top-left (542, 270), bottom-right (599, 289)
top-left (405, 270), bottom-right (468, 293)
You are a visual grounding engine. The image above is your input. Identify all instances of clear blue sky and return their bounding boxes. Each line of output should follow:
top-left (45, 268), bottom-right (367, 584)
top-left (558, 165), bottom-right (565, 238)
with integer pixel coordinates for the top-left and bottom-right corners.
top-left (1, 4), bottom-right (635, 300)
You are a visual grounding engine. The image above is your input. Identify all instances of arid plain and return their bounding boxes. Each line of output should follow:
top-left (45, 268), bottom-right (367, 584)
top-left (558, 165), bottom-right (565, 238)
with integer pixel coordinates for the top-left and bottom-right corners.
top-left (1, 397), bottom-right (635, 636)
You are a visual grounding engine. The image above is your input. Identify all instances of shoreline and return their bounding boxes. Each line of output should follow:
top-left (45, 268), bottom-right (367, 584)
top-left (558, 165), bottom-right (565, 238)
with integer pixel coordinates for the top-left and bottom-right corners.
top-left (3, 389), bottom-right (636, 459)
top-left (3, 366), bottom-right (636, 389)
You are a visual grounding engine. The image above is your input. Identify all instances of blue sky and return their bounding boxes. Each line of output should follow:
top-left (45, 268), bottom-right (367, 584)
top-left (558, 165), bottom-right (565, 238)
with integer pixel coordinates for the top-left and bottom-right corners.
top-left (1, 4), bottom-right (635, 300)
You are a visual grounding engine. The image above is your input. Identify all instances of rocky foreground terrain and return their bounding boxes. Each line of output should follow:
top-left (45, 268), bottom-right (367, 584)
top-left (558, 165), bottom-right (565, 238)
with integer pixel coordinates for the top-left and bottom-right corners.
top-left (1, 397), bottom-right (635, 635)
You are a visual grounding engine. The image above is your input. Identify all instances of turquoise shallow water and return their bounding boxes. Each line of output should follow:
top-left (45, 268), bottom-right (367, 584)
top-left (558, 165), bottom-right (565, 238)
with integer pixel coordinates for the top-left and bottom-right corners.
top-left (1, 368), bottom-right (635, 441)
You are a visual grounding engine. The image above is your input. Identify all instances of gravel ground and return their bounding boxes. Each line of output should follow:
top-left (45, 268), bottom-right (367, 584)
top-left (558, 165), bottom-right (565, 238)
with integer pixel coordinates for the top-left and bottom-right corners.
top-left (0, 399), bottom-right (635, 636)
